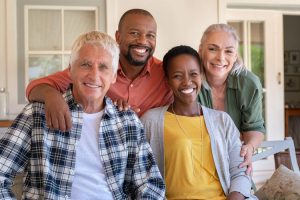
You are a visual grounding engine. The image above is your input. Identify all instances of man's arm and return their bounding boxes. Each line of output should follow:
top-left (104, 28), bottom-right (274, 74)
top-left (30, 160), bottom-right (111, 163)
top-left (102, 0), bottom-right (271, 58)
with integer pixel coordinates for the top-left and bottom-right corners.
top-left (26, 68), bottom-right (71, 100)
top-left (26, 69), bottom-right (72, 131)
top-left (0, 106), bottom-right (32, 199)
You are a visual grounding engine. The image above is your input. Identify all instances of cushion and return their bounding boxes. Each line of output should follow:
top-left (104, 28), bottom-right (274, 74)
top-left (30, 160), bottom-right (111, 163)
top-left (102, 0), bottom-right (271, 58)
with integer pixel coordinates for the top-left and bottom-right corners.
top-left (255, 165), bottom-right (300, 200)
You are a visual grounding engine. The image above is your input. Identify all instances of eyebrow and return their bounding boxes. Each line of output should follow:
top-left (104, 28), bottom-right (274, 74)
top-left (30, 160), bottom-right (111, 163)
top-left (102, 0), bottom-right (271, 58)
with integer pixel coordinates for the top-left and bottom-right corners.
top-left (208, 43), bottom-right (236, 49)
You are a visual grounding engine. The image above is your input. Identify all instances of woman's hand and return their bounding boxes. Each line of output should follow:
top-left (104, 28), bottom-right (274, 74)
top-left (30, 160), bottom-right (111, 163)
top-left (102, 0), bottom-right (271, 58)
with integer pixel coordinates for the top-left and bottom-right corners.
top-left (239, 144), bottom-right (254, 175)
top-left (240, 131), bottom-right (264, 175)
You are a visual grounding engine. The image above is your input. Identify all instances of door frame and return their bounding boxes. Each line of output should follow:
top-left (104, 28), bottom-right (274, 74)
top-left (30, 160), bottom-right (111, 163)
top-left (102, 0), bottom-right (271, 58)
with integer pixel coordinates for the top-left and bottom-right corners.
top-left (226, 8), bottom-right (284, 187)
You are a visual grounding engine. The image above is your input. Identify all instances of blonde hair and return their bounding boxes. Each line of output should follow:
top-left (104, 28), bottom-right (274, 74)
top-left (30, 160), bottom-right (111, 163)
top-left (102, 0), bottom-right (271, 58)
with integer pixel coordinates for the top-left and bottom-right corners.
top-left (199, 23), bottom-right (245, 75)
top-left (70, 31), bottom-right (119, 74)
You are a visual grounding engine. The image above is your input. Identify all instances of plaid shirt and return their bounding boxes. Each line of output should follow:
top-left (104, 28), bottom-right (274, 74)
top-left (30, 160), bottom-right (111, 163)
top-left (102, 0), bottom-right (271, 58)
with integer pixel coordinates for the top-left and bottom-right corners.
top-left (0, 88), bottom-right (165, 200)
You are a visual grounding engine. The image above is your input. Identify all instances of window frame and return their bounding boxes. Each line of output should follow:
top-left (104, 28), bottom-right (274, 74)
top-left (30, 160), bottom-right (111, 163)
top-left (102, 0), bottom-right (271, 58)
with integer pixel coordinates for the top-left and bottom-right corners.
top-left (24, 5), bottom-right (99, 86)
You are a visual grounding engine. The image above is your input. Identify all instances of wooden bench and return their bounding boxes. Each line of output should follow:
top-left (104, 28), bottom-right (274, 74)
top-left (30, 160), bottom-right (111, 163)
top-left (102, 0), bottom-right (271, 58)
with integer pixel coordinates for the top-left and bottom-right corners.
top-left (251, 137), bottom-right (300, 191)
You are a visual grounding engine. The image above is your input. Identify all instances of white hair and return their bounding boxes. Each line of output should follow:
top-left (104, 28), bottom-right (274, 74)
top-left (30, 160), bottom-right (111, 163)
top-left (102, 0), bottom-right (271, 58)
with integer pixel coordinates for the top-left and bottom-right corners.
top-left (69, 31), bottom-right (119, 74)
top-left (199, 23), bottom-right (246, 75)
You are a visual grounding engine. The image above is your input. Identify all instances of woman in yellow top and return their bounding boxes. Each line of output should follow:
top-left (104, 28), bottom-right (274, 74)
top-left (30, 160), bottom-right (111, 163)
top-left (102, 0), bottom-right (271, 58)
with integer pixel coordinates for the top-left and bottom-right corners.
top-left (141, 45), bottom-right (257, 200)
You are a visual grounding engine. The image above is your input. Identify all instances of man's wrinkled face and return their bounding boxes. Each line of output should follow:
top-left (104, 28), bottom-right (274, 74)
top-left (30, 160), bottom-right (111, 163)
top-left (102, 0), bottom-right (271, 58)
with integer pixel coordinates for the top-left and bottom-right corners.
top-left (70, 44), bottom-right (116, 106)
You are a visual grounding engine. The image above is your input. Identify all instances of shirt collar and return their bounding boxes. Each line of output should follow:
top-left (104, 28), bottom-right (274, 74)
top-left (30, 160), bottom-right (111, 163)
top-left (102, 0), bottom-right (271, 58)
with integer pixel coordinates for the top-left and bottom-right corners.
top-left (103, 97), bottom-right (117, 118)
top-left (117, 57), bottom-right (154, 78)
top-left (63, 85), bottom-right (117, 117)
top-left (63, 86), bottom-right (80, 111)
top-left (202, 73), bottom-right (237, 91)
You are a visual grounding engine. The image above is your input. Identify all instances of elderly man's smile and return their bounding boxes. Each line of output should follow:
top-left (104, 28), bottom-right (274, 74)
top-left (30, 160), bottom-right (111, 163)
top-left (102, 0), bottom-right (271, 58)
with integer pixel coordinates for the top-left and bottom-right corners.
top-left (84, 82), bottom-right (101, 88)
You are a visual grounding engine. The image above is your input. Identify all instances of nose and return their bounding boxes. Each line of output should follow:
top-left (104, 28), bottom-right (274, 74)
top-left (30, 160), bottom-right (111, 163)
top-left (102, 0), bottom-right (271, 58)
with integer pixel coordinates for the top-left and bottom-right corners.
top-left (136, 34), bottom-right (147, 45)
top-left (88, 64), bottom-right (101, 80)
top-left (183, 75), bottom-right (192, 86)
top-left (216, 50), bottom-right (225, 61)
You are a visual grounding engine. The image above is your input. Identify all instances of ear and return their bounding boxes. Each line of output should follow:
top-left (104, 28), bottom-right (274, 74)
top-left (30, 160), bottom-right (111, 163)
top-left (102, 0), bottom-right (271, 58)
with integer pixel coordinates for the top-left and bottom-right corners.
top-left (111, 73), bottom-right (117, 84)
top-left (68, 64), bottom-right (72, 75)
top-left (115, 31), bottom-right (120, 44)
top-left (165, 76), bottom-right (171, 87)
top-left (198, 47), bottom-right (202, 56)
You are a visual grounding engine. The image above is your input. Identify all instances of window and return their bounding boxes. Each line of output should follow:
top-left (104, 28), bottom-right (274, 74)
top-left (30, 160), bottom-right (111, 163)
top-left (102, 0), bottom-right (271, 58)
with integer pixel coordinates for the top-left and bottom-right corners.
top-left (16, 0), bottom-right (105, 104)
top-left (25, 6), bottom-right (98, 83)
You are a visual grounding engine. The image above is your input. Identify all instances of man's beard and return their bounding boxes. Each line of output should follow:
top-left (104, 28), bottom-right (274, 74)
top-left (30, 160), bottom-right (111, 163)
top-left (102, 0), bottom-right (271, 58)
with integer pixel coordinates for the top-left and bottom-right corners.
top-left (125, 46), bottom-right (153, 66)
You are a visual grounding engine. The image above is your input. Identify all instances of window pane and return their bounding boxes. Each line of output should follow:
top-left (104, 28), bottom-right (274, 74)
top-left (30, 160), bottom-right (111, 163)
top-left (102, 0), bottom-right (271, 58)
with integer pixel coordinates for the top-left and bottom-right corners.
top-left (28, 10), bottom-right (62, 51)
top-left (29, 55), bottom-right (61, 81)
top-left (250, 22), bottom-right (265, 87)
top-left (228, 22), bottom-right (244, 60)
top-left (63, 54), bottom-right (71, 69)
top-left (64, 10), bottom-right (96, 50)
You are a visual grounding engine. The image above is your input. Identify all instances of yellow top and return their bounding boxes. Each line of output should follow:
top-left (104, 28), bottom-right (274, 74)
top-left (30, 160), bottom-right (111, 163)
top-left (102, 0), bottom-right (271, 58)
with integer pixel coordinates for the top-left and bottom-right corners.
top-left (164, 111), bottom-right (226, 200)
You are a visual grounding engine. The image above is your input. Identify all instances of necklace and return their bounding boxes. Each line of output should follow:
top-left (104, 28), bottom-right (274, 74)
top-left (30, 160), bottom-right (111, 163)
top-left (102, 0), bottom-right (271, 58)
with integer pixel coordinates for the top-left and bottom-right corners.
top-left (171, 102), bottom-right (203, 176)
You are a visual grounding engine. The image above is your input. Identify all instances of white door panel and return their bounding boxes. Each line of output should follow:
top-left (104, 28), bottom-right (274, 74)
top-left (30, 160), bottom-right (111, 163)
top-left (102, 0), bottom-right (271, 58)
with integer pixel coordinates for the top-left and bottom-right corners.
top-left (227, 9), bottom-right (284, 176)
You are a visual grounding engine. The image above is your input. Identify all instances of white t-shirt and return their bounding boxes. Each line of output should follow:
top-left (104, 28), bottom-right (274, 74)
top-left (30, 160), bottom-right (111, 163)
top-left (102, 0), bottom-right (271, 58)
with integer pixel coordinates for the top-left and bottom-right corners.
top-left (71, 111), bottom-right (114, 200)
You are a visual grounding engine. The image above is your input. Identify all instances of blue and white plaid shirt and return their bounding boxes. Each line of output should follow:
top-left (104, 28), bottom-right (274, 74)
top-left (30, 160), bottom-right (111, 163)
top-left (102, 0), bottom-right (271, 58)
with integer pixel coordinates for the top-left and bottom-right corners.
top-left (0, 88), bottom-right (165, 200)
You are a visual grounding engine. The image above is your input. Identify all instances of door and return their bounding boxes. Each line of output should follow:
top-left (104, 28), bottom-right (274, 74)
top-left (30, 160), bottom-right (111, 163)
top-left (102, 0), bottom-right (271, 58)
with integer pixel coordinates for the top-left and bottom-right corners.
top-left (227, 9), bottom-right (284, 182)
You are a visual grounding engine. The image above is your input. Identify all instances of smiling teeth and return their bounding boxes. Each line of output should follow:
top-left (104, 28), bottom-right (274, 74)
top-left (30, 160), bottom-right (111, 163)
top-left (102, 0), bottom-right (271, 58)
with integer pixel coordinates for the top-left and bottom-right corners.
top-left (85, 83), bottom-right (100, 88)
top-left (181, 88), bottom-right (194, 94)
top-left (213, 64), bottom-right (223, 67)
top-left (134, 48), bottom-right (147, 53)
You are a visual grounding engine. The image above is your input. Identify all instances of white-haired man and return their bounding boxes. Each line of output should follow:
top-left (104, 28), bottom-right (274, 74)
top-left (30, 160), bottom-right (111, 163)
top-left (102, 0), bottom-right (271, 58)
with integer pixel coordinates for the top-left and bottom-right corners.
top-left (0, 31), bottom-right (165, 199)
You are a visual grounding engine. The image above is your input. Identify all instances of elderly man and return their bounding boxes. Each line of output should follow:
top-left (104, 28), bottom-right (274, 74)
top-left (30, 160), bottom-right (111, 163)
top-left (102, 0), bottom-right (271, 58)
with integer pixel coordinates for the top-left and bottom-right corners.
top-left (0, 31), bottom-right (165, 199)
top-left (25, 9), bottom-right (173, 131)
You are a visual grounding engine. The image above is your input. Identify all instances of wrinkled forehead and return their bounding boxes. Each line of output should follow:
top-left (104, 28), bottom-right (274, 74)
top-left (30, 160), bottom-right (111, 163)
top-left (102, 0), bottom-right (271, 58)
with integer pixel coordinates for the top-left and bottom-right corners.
top-left (204, 31), bottom-right (238, 48)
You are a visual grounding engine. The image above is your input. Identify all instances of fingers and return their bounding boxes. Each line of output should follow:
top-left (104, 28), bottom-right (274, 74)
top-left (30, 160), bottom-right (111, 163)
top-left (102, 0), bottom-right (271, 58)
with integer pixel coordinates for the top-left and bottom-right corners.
top-left (113, 99), bottom-right (141, 114)
top-left (45, 108), bottom-right (53, 129)
top-left (240, 145), bottom-right (248, 157)
top-left (45, 96), bottom-right (72, 132)
top-left (134, 108), bottom-right (141, 114)
top-left (64, 112), bottom-right (72, 131)
top-left (246, 163), bottom-right (253, 176)
top-left (114, 99), bottom-right (131, 111)
top-left (239, 145), bottom-right (254, 175)
top-left (51, 114), bottom-right (60, 131)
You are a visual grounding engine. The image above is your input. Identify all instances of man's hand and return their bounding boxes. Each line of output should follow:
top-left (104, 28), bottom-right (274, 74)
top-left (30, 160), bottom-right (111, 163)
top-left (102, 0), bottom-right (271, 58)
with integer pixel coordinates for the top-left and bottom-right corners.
top-left (227, 191), bottom-right (245, 200)
top-left (45, 92), bottom-right (72, 131)
top-left (239, 144), bottom-right (254, 175)
top-left (29, 84), bottom-right (72, 131)
top-left (114, 99), bottom-right (140, 113)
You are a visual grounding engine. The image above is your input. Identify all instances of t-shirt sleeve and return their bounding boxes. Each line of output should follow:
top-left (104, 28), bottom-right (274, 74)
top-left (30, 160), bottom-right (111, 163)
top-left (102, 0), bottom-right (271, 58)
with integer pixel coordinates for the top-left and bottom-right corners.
top-left (26, 68), bottom-right (72, 99)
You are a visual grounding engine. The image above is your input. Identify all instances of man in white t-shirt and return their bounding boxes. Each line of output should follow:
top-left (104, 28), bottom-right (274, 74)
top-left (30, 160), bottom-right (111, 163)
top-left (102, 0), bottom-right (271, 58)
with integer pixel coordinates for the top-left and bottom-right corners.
top-left (0, 31), bottom-right (165, 199)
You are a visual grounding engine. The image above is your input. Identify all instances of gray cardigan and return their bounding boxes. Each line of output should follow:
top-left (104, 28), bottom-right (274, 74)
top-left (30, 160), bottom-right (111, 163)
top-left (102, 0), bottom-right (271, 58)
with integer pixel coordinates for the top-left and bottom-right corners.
top-left (141, 105), bottom-right (257, 199)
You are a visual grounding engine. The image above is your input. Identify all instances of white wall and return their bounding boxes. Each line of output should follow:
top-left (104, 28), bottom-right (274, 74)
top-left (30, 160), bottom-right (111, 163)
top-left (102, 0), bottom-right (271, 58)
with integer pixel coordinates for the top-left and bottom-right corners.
top-left (106, 0), bottom-right (220, 60)
top-left (2, 0), bottom-right (223, 114)
top-left (0, 0), bottom-right (6, 89)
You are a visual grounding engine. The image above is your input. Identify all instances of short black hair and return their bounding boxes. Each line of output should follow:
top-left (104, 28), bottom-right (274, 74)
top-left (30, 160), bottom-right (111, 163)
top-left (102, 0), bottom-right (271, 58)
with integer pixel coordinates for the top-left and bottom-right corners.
top-left (118, 9), bottom-right (154, 30)
top-left (163, 45), bottom-right (201, 77)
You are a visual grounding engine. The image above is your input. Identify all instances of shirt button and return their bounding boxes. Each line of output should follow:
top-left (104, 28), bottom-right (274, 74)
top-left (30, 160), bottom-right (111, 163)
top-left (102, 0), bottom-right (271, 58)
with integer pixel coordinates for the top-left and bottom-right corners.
top-left (65, 195), bottom-right (69, 199)
top-left (70, 169), bottom-right (74, 175)
top-left (130, 84), bottom-right (133, 87)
